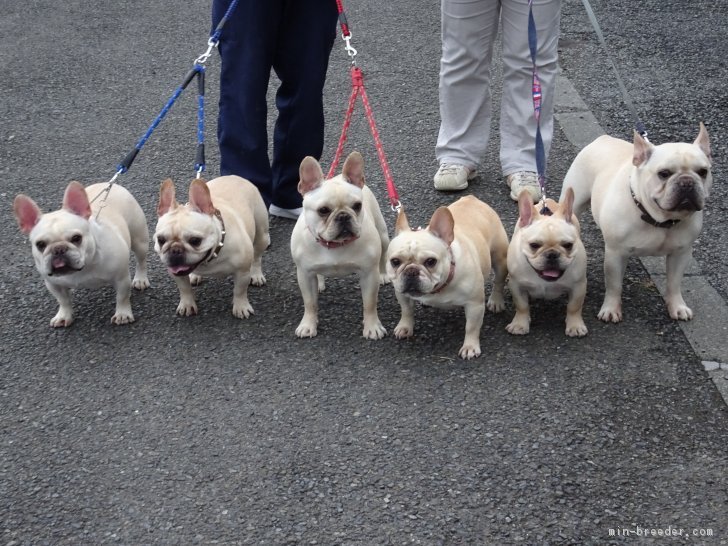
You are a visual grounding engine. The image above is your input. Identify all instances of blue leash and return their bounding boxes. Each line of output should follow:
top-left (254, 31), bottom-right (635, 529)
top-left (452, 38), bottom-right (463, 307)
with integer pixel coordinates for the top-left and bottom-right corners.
top-left (93, 0), bottom-right (240, 206)
top-left (527, 0), bottom-right (549, 212)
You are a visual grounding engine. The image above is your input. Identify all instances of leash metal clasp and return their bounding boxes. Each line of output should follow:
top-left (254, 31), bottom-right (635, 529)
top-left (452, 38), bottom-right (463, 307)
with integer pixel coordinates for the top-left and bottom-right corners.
top-left (195, 38), bottom-right (218, 66)
top-left (343, 33), bottom-right (357, 64)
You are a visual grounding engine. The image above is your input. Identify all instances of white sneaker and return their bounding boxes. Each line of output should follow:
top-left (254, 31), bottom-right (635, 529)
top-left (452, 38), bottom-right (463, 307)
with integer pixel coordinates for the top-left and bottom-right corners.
top-left (433, 163), bottom-right (476, 191)
top-left (506, 171), bottom-right (542, 203)
top-left (269, 204), bottom-right (303, 219)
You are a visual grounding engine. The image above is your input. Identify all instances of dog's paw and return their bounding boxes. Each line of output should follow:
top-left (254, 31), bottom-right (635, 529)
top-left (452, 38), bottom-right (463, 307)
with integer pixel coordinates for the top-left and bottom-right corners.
top-left (379, 273), bottom-right (391, 285)
top-left (189, 274), bottom-right (203, 286)
top-left (296, 320), bottom-right (318, 338)
top-left (486, 294), bottom-right (506, 313)
top-left (458, 343), bottom-right (481, 360)
top-left (506, 319), bottom-right (530, 335)
top-left (565, 320), bottom-right (588, 337)
top-left (317, 275), bottom-right (326, 293)
top-left (232, 300), bottom-right (254, 319)
top-left (132, 275), bottom-right (150, 291)
top-left (668, 303), bottom-right (693, 321)
top-left (363, 320), bottom-right (387, 340)
top-left (176, 301), bottom-right (198, 317)
top-left (50, 313), bottom-right (74, 328)
top-left (111, 311), bottom-right (135, 325)
top-left (393, 322), bottom-right (414, 339)
top-left (597, 303), bottom-right (622, 323)
top-left (250, 273), bottom-right (266, 287)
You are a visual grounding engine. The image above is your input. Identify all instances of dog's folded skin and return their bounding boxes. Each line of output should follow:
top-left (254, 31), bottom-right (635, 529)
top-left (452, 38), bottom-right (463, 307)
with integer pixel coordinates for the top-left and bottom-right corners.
top-left (154, 176), bottom-right (270, 318)
top-left (291, 152), bottom-right (390, 339)
top-left (506, 188), bottom-right (588, 337)
top-left (13, 181), bottom-right (150, 327)
top-left (386, 196), bottom-right (509, 359)
top-left (561, 124), bottom-right (712, 322)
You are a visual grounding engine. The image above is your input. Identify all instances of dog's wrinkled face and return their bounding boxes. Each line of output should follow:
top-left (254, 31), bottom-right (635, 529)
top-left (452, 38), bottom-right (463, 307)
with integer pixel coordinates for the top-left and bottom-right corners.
top-left (635, 124), bottom-right (712, 215)
top-left (386, 207), bottom-right (454, 296)
top-left (516, 191), bottom-right (581, 282)
top-left (14, 181), bottom-right (96, 277)
top-left (154, 178), bottom-right (221, 276)
top-left (298, 153), bottom-right (366, 244)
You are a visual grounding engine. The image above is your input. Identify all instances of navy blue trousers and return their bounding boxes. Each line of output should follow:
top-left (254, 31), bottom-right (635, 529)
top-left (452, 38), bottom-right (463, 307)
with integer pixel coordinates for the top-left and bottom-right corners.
top-left (212, 0), bottom-right (338, 209)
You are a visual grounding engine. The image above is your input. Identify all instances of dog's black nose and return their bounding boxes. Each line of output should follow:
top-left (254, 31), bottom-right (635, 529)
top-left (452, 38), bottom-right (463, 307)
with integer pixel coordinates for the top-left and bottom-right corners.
top-left (52, 246), bottom-right (66, 256)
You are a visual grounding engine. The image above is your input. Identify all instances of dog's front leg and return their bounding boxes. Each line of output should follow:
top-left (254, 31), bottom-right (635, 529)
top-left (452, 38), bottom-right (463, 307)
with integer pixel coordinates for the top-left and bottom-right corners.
top-left (173, 275), bottom-right (197, 316)
top-left (46, 282), bottom-right (74, 328)
top-left (111, 274), bottom-right (135, 325)
top-left (598, 246), bottom-right (628, 323)
top-left (232, 269), bottom-right (254, 319)
top-left (295, 268), bottom-right (320, 338)
top-left (506, 283), bottom-right (531, 335)
top-left (665, 248), bottom-right (693, 320)
top-left (460, 300), bottom-right (485, 359)
top-left (360, 268), bottom-right (386, 339)
top-left (565, 278), bottom-right (588, 336)
top-left (393, 291), bottom-right (415, 339)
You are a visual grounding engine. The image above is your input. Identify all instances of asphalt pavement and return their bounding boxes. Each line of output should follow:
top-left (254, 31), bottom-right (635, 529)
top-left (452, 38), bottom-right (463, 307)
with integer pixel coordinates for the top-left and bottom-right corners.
top-left (1, 0), bottom-right (727, 544)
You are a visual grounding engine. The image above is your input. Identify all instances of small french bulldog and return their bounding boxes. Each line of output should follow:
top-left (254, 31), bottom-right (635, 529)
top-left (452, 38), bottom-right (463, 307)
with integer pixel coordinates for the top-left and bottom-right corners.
top-left (291, 151), bottom-right (389, 339)
top-left (386, 196), bottom-right (508, 359)
top-left (506, 188), bottom-right (588, 337)
top-left (13, 181), bottom-right (150, 327)
top-left (154, 176), bottom-right (269, 318)
top-left (561, 124), bottom-right (712, 322)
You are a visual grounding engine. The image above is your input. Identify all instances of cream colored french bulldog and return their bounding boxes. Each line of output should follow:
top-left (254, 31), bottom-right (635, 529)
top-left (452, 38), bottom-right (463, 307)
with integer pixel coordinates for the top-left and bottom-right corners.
top-left (291, 151), bottom-right (389, 339)
top-left (561, 124), bottom-right (712, 322)
top-left (386, 196), bottom-right (508, 360)
top-left (154, 176), bottom-right (269, 318)
top-left (506, 188), bottom-right (588, 337)
top-left (13, 181), bottom-right (150, 327)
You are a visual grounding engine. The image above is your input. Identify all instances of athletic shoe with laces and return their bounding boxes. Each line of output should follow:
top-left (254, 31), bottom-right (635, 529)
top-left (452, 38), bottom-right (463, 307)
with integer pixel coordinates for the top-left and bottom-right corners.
top-left (506, 171), bottom-right (542, 203)
top-left (433, 163), bottom-right (477, 191)
top-left (269, 204), bottom-right (303, 219)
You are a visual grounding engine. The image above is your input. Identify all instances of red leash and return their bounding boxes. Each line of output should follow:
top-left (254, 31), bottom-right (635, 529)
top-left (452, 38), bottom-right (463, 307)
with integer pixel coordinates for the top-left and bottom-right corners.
top-left (329, 1), bottom-right (400, 211)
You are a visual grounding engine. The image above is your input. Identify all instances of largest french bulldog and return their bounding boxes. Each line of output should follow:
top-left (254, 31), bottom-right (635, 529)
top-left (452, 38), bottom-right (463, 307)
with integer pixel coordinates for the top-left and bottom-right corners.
top-left (561, 124), bottom-right (712, 322)
top-left (13, 181), bottom-right (150, 327)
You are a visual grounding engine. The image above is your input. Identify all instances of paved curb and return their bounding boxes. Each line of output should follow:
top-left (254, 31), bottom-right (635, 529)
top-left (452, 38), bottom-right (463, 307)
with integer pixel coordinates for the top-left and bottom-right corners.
top-left (554, 74), bottom-right (728, 406)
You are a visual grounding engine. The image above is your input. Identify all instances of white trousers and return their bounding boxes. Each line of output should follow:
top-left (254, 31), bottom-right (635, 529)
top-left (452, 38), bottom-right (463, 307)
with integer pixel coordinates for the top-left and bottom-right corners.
top-left (436, 0), bottom-right (561, 176)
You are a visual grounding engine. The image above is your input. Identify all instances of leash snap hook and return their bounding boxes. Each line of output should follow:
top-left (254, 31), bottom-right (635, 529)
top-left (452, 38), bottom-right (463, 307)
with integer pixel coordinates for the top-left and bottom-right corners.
top-left (195, 38), bottom-right (218, 66)
top-left (343, 33), bottom-right (357, 64)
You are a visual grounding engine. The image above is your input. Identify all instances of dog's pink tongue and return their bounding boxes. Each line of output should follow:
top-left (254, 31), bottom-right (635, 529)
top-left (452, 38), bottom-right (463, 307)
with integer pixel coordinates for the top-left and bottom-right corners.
top-left (52, 258), bottom-right (66, 269)
top-left (168, 265), bottom-right (192, 275)
top-left (541, 269), bottom-right (561, 278)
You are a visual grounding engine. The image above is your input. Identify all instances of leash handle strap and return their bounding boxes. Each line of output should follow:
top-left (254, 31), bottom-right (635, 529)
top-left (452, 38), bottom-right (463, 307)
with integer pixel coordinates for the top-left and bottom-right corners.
top-left (327, 66), bottom-right (400, 209)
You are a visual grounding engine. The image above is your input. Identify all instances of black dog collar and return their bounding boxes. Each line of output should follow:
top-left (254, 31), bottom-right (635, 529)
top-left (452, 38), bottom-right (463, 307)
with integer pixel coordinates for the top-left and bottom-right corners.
top-left (629, 185), bottom-right (680, 229)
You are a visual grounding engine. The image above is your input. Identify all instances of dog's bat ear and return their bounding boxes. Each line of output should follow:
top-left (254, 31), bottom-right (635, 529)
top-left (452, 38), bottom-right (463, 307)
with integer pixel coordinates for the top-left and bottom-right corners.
top-left (342, 151), bottom-right (365, 188)
top-left (559, 187), bottom-right (575, 224)
top-left (694, 122), bottom-right (711, 161)
top-left (157, 178), bottom-right (178, 217)
top-left (428, 206), bottom-right (455, 246)
top-left (298, 157), bottom-right (325, 195)
top-left (62, 181), bottom-right (92, 219)
top-left (188, 179), bottom-right (215, 215)
top-left (395, 206), bottom-right (411, 235)
top-left (632, 130), bottom-right (654, 167)
top-left (518, 190), bottom-right (535, 227)
top-left (13, 194), bottom-right (42, 234)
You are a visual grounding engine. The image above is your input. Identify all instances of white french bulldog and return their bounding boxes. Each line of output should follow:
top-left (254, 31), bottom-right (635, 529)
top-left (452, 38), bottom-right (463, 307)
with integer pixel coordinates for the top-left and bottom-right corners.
top-left (154, 176), bottom-right (270, 318)
top-left (561, 124), bottom-right (712, 322)
top-left (386, 196), bottom-right (509, 359)
top-left (507, 188), bottom-right (588, 337)
top-left (13, 181), bottom-right (150, 327)
top-left (291, 151), bottom-right (389, 339)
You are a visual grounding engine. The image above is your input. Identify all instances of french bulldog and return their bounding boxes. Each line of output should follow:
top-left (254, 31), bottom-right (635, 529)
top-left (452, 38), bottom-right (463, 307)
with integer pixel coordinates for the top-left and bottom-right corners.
top-left (506, 188), bottom-right (588, 337)
top-left (154, 175), bottom-right (269, 318)
top-left (561, 124), bottom-right (712, 322)
top-left (291, 151), bottom-right (389, 339)
top-left (13, 181), bottom-right (150, 327)
top-left (386, 196), bottom-right (508, 359)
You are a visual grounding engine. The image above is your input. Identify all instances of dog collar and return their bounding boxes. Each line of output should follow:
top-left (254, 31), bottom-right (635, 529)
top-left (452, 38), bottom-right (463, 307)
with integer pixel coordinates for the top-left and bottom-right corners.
top-left (629, 185), bottom-right (680, 229)
top-left (430, 247), bottom-right (456, 295)
top-left (201, 208), bottom-right (226, 264)
top-left (307, 225), bottom-right (359, 249)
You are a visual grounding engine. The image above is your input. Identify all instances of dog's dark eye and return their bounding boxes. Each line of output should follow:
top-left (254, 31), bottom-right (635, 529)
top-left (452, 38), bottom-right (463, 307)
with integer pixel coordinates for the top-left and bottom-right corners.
top-left (562, 242), bottom-right (574, 251)
top-left (70, 234), bottom-right (83, 245)
top-left (424, 258), bottom-right (438, 268)
top-left (352, 202), bottom-right (362, 213)
top-left (318, 207), bottom-right (331, 217)
top-left (657, 169), bottom-right (672, 180)
top-left (157, 236), bottom-right (166, 246)
top-left (697, 168), bottom-right (709, 178)
top-left (188, 237), bottom-right (203, 247)
top-left (390, 258), bottom-right (401, 268)
top-left (35, 241), bottom-right (47, 251)
top-left (529, 242), bottom-right (542, 251)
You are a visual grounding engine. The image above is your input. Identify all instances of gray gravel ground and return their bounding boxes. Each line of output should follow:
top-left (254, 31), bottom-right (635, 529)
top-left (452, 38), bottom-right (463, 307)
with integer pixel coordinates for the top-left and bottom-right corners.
top-left (1, 0), bottom-right (727, 544)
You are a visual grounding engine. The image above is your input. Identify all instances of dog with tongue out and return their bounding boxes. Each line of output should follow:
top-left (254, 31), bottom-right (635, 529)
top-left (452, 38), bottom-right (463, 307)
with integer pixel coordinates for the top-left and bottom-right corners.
top-left (506, 188), bottom-right (588, 337)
